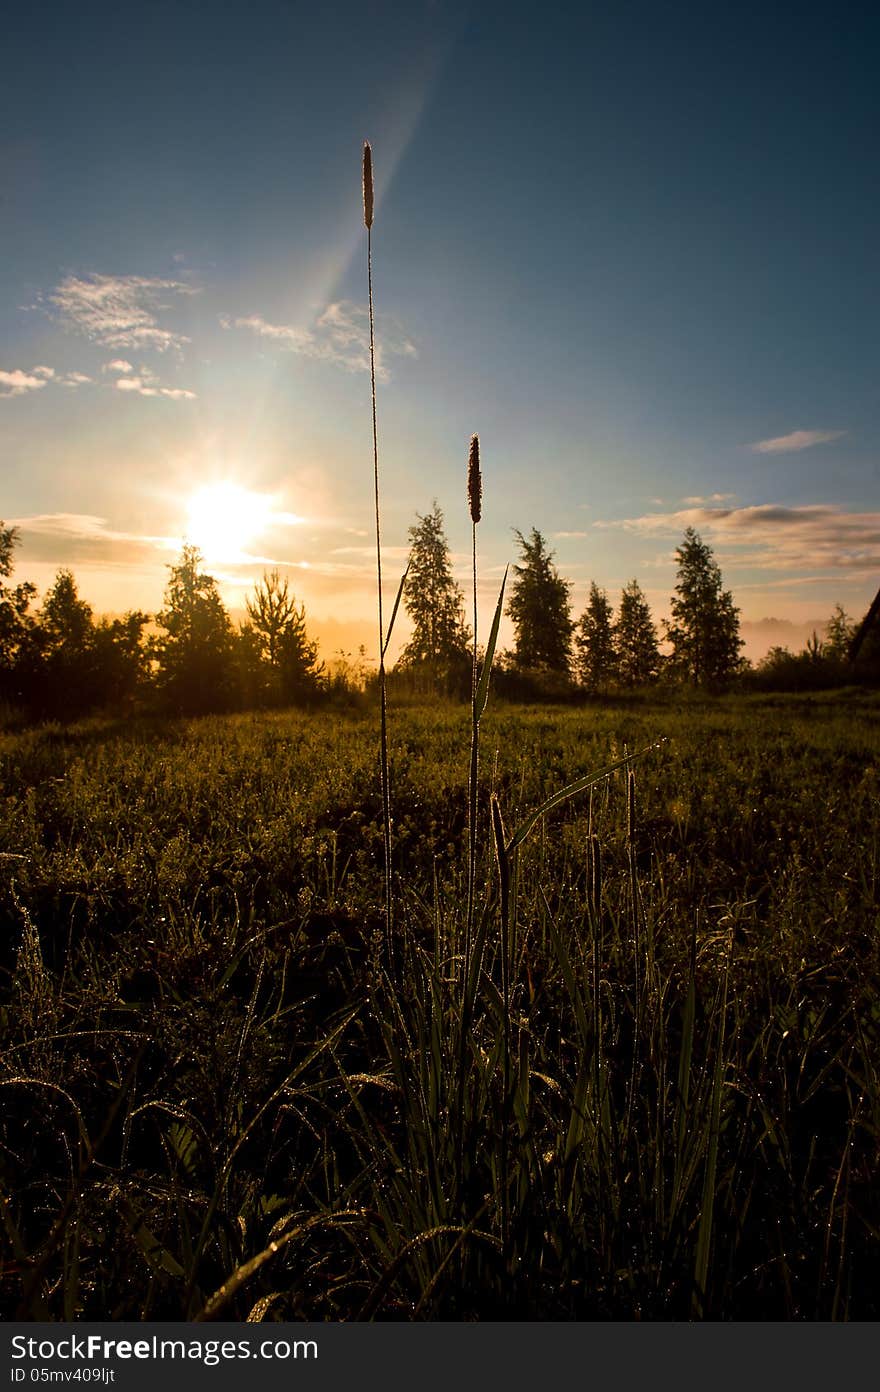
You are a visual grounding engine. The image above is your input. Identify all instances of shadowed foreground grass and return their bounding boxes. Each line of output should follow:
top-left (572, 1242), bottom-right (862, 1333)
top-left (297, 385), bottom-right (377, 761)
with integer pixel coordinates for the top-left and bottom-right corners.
top-left (1, 692), bottom-right (878, 1319)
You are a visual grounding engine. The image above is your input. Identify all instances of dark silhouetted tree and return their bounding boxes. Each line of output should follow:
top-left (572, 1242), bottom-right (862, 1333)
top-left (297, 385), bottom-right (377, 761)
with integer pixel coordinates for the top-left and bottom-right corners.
top-left (824, 604), bottom-right (855, 660)
top-left (507, 528), bottom-right (573, 674)
top-left (665, 529), bottom-right (742, 685)
top-left (40, 569), bottom-right (94, 651)
top-left (153, 546), bottom-right (235, 712)
top-left (234, 623), bottom-right (267, 709)
top-left (26, 570), bottom-right (149, 717)
top-left (92, 611), bottom-right (151, 708)
top-left (0, 522), bottom-right (37, 701)
top-left (574, 582), bottom-right (616, 691)
top-left (399, 501), bottom-right (470, 691)
top-left (615, 579), bottom-right (661, 686)
top-left (33, 570), bottom-right (99, 716)
top-left (245, 569), bottom-right (323, 704)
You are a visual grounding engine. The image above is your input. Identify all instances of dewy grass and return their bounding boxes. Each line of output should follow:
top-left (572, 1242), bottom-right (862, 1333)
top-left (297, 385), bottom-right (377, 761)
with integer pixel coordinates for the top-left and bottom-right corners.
top-left (363, 140), bottom-right (393, 964)
top-left (2, 698), bottom-right (879, 1317)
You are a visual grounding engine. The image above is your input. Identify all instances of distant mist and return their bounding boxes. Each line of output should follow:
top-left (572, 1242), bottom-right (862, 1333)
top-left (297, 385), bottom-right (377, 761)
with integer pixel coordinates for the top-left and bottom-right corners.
top-left (739, 618), bottom-right (829, 663)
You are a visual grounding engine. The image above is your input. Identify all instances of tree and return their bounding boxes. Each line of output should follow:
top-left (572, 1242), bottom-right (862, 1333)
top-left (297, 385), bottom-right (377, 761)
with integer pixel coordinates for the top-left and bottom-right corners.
top-left (615, 579), bottom-right (661, 686)
top-left (92, 612), bottom-right (151, 708)
top-left (39, 569), bottom-right (94, 652)
top-left (665, 528), bottom-right (742, 685)
top-left (0, 523), bottom-right (37, 692)
top-left (245, 569), bottom-right (323, 704)
top-left (824, 604), bottom-right (855, 660)
top-left (574, 582), bottom-right (616, 691)
top-left (29, 570), bottom-right (99, 716)
top-left (13, 564), bottom-right (149, 718)
top-left (153, 545), bottom-right (235, 712)
top-left (399, 501), bottom-right (470, 691)
top-left (234, 623), bottom-right (268, 709)
top-left (507, 528), bottom-right (573, 674)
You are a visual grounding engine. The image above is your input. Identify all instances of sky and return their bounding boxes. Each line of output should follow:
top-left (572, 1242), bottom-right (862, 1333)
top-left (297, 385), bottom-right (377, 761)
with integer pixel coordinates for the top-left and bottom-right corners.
top-left (3, 0), bottom-right (879, 663)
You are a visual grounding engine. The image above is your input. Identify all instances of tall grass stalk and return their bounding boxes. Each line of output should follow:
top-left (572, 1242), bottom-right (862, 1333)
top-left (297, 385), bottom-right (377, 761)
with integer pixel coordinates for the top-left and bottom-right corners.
top-left (465, 433), bottom-right (482, 973)
top-left (456, 562), bottom-right (508, 1208)
top-left (490, 793), bottom-right (512, 1251)
top-left (363, 140), bottom-right (393, 962)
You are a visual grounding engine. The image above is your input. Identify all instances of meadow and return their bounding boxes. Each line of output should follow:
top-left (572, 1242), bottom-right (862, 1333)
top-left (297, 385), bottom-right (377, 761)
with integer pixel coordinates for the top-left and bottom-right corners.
top-left (1, 690), bottom-right (879, 1320)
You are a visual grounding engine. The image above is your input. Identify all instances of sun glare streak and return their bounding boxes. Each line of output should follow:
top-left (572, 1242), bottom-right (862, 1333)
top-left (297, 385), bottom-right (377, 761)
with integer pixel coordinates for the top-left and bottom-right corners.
top-left (232, 36), bottom-right (458, 441)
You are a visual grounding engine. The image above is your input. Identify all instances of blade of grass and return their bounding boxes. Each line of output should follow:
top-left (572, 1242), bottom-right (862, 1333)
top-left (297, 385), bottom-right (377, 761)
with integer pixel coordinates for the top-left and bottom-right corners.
top-left (474, 567), bottom-right (508, 721)
top-left (506, 740), bottom-right (665, 853)
top-left (381, 562), bottom-right (410, 659)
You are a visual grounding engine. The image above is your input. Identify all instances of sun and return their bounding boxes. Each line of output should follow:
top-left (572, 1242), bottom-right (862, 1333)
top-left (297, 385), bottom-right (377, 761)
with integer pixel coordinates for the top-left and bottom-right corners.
top-left (185, 482), bottom-right (274, 562)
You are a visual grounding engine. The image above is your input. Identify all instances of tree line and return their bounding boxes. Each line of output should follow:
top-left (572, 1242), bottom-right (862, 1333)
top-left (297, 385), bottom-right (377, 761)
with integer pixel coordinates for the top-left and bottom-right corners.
top-left (0, 528), bottom-right (324, 720)
top-left (399, 504), bottom-right (877, 694)
top-left (1, 510), bottom-right (873, 722)
top-left (400, 504), bottom-right (745, 694)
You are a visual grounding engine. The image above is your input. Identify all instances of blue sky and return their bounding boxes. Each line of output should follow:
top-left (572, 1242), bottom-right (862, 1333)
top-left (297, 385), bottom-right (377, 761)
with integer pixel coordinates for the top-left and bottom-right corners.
top-left (3, 0), bottom-right (879, 660)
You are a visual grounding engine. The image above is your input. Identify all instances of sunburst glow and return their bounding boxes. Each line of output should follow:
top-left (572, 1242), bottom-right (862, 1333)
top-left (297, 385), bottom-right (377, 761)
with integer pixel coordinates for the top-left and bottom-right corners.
top-left (185, 482), bottom-right (275, 562)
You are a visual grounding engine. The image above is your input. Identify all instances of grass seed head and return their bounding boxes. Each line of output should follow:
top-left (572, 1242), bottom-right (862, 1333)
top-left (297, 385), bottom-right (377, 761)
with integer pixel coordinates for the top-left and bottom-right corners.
top-left (363, 142), bottom-right (374, 229)
top-left (467, 434), bottom-right (482, 524)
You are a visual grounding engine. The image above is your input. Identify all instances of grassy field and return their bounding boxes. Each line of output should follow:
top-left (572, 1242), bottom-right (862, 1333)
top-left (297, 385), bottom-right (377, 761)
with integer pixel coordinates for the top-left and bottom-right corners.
top-left (1, 691), bottom-right (879, 1319)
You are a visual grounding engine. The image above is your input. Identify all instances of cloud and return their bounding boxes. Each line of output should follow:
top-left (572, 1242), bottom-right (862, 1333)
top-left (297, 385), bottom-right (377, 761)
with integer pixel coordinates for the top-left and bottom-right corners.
top-left (113, 366), bottom-right (196, 400)
top-left (0, 367), bottom-right (50, 398)
top-left (328, 545), bottom-right (411, 561)
top-left (14, 513), bottom-right (129, 538)
top-left (104, 359), bottom-right (133, 374)
top-left (750, 429), bottom-right (846, 454)
top-left (225, 300), bottom-right (417, 380)
top-left (552, 530), bottom-right (589, 539)
top-left (48, 273), bottom-right (197, 352)
top-left (1, 364), bottom-right (98, 396)
top-left (597, 503), bottom-right (880, 574)
top-left (8, 512), bottom-right (178, 569)
top-left (681, 492), bottom-right (737, 505)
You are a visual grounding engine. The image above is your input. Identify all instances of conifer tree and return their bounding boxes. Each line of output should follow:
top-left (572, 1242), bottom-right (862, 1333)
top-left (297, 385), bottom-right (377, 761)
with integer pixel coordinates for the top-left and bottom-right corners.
top-left (507, 528), bottom-right (573, 674)
top-left (616, 579), bottom-right (661, 686)
top-left (824, 604), bottom-right (855, 660)
top-left (665, 528), bottom-right (742, 685)
top-left (245, 569), bottom-right (323, 704)
top-left (399, 501), bottom-right (470, 690)
top-left (574, 582), bottom-right (617, 691)
top-left (154, 545), bottom-right (235, 712)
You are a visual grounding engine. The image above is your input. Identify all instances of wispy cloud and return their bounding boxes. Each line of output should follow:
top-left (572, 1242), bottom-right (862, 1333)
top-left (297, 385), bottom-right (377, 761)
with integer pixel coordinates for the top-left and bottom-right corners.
top-left (13, 513), bottom-right (137, 539)
top-left (750, 429), bottom-right (846, 454)
top-left (8, 512), bottom-right (178, 569)
top-left (328, 545), bottom-right (412, 560)
top-left (681, 492), bottom-right (737, 505)
top-left (47, 273), bottom-right (197, 352)
top-left (0, 367), bottom-right (49, 398)
top-left (552, 530), bottom-right (589, 539)
top-left (113, 365), bottom-right (196, 400)
top-left (224, 299), bottom-right (417, 380)
top-left (60, 371), bottom-right (92, 386)
top-left (597, 503), bottom-right (880, 574)
top-left (104, 359), bottom-right (133, 374)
